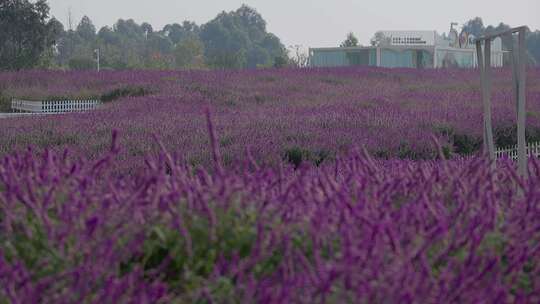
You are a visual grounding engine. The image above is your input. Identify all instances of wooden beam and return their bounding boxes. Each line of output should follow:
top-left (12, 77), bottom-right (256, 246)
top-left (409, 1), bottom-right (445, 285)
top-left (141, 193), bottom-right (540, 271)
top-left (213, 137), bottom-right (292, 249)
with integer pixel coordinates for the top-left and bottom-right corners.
top-left (481, 40), bottom-right (496, 161)
top-left (475, 26), bottom-right (529, 42)
top-left (476, 40), bottom-right (486, 149)
top-left (517, 29), bottom-right (528, 177)
top-left (511, 35), bottom-right (519, 121)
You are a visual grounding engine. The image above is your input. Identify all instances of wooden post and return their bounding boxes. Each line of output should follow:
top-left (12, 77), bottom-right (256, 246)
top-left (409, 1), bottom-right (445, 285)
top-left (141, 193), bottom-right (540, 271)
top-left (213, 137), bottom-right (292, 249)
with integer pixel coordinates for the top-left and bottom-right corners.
top-left (517, 29), bottom-right (527, 177)
top-left (477, 40), bottom-right (496, 161)
top-left (476, 41), bottom-right (485, 144)
top-left (511, 35), bottom-right (520, 120)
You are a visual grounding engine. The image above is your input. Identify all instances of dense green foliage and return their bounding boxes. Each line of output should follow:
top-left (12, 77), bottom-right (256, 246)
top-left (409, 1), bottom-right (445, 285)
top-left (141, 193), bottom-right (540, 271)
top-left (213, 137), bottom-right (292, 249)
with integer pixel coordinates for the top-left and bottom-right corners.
top-left (100, 86), bottom-right (152, 102)
top-left (0, 93), bottom-right (10, 112)
top-left (0, 0), bottom-right (62, 70)
top-left (527, 31), bottom-right (540, 65)
top-left (200, 5), bottom-right (287, 69)
top-left (0, 2), bottom-right (288, 71)
top-left (54, 5), bottom-right (287, 70)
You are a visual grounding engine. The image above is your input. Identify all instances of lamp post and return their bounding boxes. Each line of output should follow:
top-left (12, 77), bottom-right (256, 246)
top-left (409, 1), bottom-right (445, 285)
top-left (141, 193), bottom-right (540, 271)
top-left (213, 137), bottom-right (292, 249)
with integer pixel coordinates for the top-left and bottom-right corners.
top-left (94, 49), bottom-right (100, 72)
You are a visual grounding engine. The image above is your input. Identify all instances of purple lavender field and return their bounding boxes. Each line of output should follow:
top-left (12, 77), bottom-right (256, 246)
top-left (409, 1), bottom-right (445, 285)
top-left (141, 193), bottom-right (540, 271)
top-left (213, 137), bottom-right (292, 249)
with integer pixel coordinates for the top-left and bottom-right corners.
top-left (1, 67), bottom-right (540, 303)
top-left (1, 68), bottom-right (540, 172)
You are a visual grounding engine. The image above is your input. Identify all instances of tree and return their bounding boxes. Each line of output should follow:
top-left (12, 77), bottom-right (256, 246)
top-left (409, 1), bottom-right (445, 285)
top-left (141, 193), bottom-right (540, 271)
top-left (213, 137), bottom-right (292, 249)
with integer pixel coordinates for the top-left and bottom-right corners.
top-left (162, 21), bottom-right (199, 44)
top-left (248, 45), bottom-right (271, 68)
top-left (463, 18), bottom-right (515, 50)
top-left (141, 22), bottom-right (153, 35)
top-left (23, 4), bottom-right (290, 70)
top-left (261, 33), bottom-right (288, 66)
top-left (273, 56), bottom-right (288, 68)
top-left (38, 17), bottom-right (64, 68)
top-left (527, 31), bottom-right (540, 65)
top-left (68, 57), bottom-right (95, 70)
top-left (340, 32), bottom-right (359, 47)
top-left (206, 49), bottom-right (247, 69)
top-left (46, 17), bottom-right (65, 45)
top-left (200, 13), bottom-right (249, 68)
top-left (0, 0), bottom-right (57, 70)
top-left (462, 17), bottom-right (485, 37)
top-left (174, 36), bottom-right (205, 69)
top-left (98, 26), bottom-right (120, 45)
top-left (235, 5), bottom-right (266, 42)
top-left (487, 22), bottom-right (512, 49)
top-left (200, 5), bottom-right (286, 69)
top-left (146, 33), bottom-right (173, 55)
top-left (109, 19), bottom-right (146, 68)
top-left (142, 33), bottom-right (174, 69)
top-left (77, 16), bottom-right (96, 42)
top-left (114, 19), bottom-right (145, 40)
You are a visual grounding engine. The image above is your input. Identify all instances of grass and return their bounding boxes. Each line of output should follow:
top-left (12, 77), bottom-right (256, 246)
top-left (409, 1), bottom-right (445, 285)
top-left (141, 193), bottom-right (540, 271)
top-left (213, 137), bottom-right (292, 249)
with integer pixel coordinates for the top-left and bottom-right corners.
top-left (0, 93), bottom-right (10, 112)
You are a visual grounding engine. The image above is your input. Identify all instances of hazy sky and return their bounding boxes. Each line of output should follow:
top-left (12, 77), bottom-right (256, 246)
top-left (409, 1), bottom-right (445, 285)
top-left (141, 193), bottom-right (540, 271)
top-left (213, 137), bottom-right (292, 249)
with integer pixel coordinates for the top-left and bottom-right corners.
top-left (48, 0), bottom-right (540, 48)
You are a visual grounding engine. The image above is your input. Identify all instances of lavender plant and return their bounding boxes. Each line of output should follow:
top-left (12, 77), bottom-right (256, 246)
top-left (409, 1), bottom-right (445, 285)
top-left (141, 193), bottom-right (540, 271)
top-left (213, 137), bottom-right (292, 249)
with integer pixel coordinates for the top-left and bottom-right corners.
top-left (0, 121), bottom-right (539, 302)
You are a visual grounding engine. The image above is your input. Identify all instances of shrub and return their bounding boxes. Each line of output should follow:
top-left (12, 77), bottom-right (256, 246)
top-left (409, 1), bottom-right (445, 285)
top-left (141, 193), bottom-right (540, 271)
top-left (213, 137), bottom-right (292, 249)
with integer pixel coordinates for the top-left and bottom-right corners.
top-left (441, 145), bottom-right (453, 159)
top-left (433, 124), bottom-right (479, 156)
top-left (494, 125), bottom-right (540, 148)
top-left (397, 142), bottom-right (435, 160)
top-left (494, 125), bottom-right (518, 148)
top-left (0, 92), bottom-right (10, 112)
top-left (313, 149), bottom-right (331, 166)
top-left (273, 56), bottom-right (288, 68)
top-left (68, 57), bottom-right (96, 71)
top-left (101, 86), bottom-right (152, 102)
top-left (284, 147), bottom-right (306, 168)
top-left (452, 133), bottom-right (483, 155)
top-left (284, 147), bottom-right (331, 168)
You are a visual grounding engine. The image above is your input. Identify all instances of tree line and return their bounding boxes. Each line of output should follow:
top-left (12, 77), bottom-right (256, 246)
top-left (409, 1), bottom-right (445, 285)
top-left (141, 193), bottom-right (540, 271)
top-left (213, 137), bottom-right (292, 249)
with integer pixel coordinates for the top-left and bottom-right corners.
top-left (0, 0), bottom-right (295, 71)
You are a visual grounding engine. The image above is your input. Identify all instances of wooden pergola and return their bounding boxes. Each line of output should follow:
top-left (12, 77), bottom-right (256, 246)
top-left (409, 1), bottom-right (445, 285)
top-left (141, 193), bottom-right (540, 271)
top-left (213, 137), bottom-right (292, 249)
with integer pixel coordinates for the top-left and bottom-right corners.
top-left (475, 26), bottom-right (529, 177)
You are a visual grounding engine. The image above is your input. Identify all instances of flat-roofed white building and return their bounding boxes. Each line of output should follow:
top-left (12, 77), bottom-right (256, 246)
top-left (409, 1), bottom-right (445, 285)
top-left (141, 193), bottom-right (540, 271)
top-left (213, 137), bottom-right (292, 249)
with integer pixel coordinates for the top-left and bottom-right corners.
top-left (310, 29), bottom-right (504, 69)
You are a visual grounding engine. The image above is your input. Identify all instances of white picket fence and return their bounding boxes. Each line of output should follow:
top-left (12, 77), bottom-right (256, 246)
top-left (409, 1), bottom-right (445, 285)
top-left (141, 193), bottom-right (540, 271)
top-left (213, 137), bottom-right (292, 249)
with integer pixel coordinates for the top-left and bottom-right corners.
top-left (495, 142), bottom-right (540, 160)
top-left (11, 99), bottom-right (101, 113)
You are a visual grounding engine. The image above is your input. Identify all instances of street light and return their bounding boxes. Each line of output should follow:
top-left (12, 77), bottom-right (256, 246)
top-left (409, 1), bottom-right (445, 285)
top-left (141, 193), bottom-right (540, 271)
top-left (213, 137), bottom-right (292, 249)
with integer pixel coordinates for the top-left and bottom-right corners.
top-left (94, 49), bottom-right (100, 72)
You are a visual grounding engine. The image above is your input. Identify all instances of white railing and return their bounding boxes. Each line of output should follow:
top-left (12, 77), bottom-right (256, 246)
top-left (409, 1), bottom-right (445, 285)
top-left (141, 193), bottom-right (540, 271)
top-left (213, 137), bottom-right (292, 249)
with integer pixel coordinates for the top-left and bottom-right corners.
top-left (495, 142), bottom-right (540, 160)
top-left (11, 99), bottom-right (102, 113)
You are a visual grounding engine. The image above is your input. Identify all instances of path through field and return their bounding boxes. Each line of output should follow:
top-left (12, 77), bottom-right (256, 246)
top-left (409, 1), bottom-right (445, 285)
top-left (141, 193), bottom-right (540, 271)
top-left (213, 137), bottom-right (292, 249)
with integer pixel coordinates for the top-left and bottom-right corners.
top-left (0, 113), bottom-right (59, 119)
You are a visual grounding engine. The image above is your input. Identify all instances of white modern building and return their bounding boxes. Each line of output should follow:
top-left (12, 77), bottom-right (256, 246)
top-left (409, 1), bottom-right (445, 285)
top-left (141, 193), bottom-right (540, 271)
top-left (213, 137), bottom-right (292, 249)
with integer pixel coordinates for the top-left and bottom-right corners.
top-left (310, 29), bottom-right (505, 69)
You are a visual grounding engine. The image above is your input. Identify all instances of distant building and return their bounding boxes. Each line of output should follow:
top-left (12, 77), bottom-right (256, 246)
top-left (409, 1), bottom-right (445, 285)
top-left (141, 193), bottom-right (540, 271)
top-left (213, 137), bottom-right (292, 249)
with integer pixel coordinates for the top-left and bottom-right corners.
top-left (310, 29), bottom-right (504, 69)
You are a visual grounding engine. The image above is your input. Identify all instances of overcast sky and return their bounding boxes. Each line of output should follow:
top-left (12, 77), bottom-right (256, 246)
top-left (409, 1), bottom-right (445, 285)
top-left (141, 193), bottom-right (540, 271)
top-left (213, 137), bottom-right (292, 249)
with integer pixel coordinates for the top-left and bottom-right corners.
top-left (48, 0), bottom-right (540, 48)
